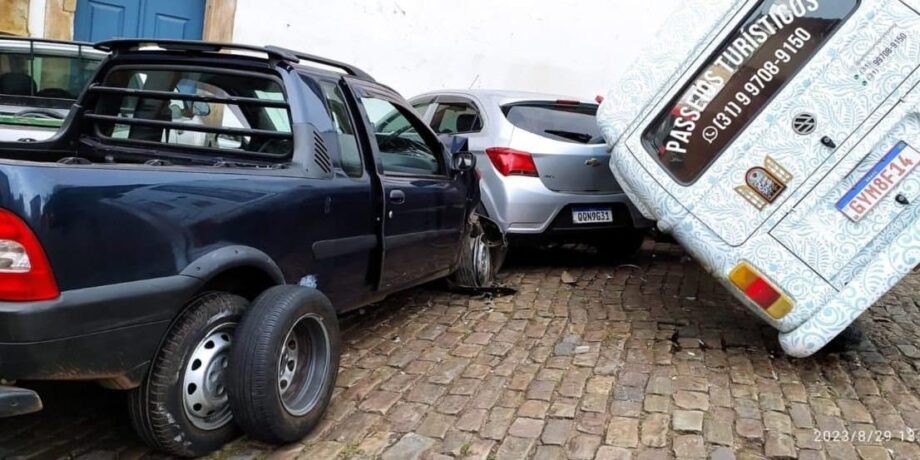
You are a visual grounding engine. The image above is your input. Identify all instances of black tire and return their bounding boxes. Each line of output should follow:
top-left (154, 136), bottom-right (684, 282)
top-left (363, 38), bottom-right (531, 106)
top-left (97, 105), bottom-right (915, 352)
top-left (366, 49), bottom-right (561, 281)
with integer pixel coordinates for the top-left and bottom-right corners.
top-left (598, 229), bottom-right (647, 259)
top-left (128, 292), bottom-right (248, 457)
top-left (824, 323), bottom-right (865, 353)
top-left (451, 219), bottom-right (502, 288)
top-left (227, 286), bottom-right (341, 444)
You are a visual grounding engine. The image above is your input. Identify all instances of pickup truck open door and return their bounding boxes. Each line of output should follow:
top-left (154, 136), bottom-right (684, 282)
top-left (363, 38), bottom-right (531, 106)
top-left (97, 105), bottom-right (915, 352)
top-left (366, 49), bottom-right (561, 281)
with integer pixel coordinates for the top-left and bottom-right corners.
top-left (348, 81), bottom-right (469, 291)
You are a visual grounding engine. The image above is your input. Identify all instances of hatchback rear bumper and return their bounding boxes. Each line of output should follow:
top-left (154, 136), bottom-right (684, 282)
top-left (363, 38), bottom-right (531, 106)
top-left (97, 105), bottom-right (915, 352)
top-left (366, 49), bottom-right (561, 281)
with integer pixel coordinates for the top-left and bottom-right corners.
top-left (480, 173), bottom-right (652, 236)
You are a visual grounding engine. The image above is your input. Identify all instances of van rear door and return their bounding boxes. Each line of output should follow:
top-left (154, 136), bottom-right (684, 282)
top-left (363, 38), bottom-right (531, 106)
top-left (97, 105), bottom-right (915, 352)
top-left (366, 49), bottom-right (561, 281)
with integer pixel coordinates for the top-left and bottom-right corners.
top-left (621, 0), bottom-right (920, 246)
top-left (771, 76), bottom-right (920, 286)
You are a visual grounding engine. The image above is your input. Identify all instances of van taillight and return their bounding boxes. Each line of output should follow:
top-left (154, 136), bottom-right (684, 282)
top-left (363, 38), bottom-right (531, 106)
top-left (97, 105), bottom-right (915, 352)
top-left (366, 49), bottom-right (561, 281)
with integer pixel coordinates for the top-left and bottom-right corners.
top-left (729, 262), bottom-right (792, 320)
top-left (486, 147), bottom-right (539, 177)
top-left (0, 209), bottom-right (58, 301)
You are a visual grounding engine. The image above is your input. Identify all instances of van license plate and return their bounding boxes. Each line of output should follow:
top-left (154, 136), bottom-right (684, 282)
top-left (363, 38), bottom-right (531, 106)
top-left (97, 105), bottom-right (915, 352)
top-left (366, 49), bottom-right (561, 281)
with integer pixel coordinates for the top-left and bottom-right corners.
top-left (836, 142), bottom-right (920, 222)
top-left (573, 207), bottom-right (613, 224)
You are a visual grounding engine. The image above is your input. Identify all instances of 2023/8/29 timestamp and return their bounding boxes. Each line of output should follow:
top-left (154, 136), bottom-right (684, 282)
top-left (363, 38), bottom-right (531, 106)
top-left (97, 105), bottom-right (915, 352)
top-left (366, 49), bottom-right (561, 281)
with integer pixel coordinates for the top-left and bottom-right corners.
top-left (815, 428), bottom-right (917, 443)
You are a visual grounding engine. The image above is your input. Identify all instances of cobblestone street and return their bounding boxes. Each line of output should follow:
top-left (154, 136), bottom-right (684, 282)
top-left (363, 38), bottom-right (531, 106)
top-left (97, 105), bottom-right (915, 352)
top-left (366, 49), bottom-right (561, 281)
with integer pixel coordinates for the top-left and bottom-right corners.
top-left (3, 242), bottom-right (920, 459)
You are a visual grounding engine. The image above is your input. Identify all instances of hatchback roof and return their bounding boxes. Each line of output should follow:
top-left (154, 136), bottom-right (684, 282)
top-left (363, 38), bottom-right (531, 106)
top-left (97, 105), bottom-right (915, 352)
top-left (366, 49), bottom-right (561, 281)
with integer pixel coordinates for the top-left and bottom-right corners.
top-left (414, 89), bottom-right (595, 105)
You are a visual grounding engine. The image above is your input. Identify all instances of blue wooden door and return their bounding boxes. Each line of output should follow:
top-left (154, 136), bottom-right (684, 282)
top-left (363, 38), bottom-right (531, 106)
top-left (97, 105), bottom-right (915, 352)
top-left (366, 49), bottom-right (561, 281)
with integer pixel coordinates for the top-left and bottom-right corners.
top-left (74, 0), bottom-right (206, 42)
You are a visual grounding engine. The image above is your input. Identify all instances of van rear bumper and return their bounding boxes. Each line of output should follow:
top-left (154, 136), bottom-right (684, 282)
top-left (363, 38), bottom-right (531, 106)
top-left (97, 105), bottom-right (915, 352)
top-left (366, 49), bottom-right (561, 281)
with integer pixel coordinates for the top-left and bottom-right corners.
top-left (778, 232), bottom-right (920, 358)
top-left (668, 205), bottom-right (920, 358)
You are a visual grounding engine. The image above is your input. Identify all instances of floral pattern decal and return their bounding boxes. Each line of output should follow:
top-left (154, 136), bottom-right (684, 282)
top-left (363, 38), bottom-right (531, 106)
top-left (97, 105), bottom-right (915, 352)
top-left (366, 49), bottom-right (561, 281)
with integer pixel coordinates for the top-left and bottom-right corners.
top-left (599, 0), bottom-right (920, 357)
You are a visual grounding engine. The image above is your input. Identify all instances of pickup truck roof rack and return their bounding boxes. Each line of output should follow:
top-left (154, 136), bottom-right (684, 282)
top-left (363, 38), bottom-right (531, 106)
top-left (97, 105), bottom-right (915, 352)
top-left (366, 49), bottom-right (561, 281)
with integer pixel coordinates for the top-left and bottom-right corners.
top-left (94, 39), bottom-right (375, 81)
top-left (0, 36), bottom-right (96, 47)
top-left (0, 36), bottom-right (106, 58)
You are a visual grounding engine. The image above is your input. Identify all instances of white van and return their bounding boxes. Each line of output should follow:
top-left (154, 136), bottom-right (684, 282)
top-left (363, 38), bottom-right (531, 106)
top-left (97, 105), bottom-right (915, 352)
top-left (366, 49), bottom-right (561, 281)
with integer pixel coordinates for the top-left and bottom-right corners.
top-left (598, 0), bottom-right (920, 357)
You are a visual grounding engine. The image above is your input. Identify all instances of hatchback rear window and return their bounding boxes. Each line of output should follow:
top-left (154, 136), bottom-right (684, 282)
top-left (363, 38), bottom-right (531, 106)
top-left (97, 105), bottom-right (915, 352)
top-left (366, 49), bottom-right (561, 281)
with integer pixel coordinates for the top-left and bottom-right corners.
top-left (642, 0), bottom-right (860, 184)
top-left (502, 102), bottom-right (603, 144)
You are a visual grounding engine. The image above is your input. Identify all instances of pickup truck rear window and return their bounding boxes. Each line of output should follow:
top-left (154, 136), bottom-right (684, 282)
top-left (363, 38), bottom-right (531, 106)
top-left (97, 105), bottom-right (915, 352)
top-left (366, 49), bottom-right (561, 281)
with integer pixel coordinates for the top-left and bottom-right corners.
top-left (642, 0), bottom-right (860, 184)
top-left (502, 102), bottom-right (603, 145)
top-left (89, 67), bottom-right (293, 158)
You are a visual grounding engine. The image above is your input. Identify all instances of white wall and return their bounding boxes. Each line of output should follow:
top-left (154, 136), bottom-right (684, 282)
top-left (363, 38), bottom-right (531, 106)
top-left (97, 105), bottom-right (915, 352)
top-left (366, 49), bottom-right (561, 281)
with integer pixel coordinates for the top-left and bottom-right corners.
top-left (28, 0), bottom-right (46, 38)
top-left (232, 0), bottom-right (679, 100)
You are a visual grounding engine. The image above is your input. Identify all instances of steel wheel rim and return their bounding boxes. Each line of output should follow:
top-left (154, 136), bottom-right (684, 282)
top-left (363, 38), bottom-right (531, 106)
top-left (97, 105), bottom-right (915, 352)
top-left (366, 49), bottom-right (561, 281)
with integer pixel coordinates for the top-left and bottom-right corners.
top-left (182, 323), bottom-right (235, 431)
top-left (472, 233), bottom-right (492, 286)
top-left (278, 313), bottom-right (331, 416)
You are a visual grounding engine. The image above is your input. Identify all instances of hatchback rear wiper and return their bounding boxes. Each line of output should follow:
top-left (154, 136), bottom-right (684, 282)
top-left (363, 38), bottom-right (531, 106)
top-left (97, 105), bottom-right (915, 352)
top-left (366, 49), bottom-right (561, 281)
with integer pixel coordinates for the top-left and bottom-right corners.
top-left (544, 129), bottom-right (592, 144)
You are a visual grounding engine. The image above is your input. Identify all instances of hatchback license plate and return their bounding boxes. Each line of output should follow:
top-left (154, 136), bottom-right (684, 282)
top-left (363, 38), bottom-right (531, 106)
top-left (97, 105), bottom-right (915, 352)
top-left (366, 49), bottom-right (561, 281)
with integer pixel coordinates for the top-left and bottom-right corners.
top-left (573, 207), bottom-right (613, 224)
top-left (836, 142), bottom-right (920, 222)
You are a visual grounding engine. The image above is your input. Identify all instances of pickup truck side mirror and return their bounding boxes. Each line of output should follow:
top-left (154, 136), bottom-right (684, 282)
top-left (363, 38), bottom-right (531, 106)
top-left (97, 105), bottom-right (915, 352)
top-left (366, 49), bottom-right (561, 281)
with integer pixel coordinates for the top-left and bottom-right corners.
top-left (440, 134), bottom-right (469, 155)
top-left (439, 134), bottom-right (476, 172)
top-left (452, 151), bottom-right (477, 172)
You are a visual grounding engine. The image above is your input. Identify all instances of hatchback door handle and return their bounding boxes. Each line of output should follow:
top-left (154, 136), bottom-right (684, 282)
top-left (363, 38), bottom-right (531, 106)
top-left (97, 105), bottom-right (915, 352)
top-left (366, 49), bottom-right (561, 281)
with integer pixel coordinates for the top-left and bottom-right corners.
top-left (389, 190), bottom-right (406, 205)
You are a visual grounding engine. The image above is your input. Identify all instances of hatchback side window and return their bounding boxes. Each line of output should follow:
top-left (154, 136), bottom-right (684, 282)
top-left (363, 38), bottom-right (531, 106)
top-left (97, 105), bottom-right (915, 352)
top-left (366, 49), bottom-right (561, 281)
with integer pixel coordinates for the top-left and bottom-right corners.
top-left (412, 99), bottom-right (435, 117)
top-left (360, 97), bottom-right (443, 176)
top-left (431, 102), bottom-right (483, 134)
top-left (320, 81), bottom-right (363, 177)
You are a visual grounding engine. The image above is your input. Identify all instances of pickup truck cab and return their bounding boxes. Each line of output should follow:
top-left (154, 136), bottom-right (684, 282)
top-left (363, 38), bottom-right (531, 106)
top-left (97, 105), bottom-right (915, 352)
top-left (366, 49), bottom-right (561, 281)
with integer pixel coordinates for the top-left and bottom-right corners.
top-left (0, 39), bottom-right (498, 456)
top-left (599, 0), bottom-right (920, 357)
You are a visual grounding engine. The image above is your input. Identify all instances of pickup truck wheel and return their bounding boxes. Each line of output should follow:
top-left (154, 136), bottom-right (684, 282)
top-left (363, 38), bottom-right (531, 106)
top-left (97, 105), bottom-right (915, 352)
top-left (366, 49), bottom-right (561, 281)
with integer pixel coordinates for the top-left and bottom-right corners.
top-left (128, 292), bottom-right (247, 457)
top-left (598, 229), bottom-right (647, 259)
top-left (451, 220), bottom-right (498, 288)
top-left (227, 286), bottom-right (340, 444)
top-left (824, 323), bottom-right (866, 353)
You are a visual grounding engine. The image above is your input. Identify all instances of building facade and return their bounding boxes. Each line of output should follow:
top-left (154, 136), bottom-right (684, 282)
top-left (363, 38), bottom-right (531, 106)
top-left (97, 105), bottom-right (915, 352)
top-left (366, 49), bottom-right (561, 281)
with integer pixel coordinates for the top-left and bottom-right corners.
top-left (0, 0), bottom-right (675, 98)
top-left (0, 0), bottom-right (235, 42)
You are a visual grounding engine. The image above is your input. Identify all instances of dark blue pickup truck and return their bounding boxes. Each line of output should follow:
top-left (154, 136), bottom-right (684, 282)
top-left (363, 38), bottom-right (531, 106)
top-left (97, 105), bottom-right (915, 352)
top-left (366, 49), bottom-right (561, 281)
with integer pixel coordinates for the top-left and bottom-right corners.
top-left (0, 40), bottom-right (503, 456)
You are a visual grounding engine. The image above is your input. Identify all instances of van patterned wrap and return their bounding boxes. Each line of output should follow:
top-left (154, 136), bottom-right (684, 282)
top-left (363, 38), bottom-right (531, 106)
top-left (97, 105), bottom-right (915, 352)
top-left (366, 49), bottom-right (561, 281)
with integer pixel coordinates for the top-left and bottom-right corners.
top-left (598, 0), bottom-right (920, 357)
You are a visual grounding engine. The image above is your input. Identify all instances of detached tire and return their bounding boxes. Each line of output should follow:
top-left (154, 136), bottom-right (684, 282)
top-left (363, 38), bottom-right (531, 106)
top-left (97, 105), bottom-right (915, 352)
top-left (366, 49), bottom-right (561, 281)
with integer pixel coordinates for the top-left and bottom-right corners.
top-left (451, 219), bottom-right (502, 288)
top-left (227, 286), bottom-right (341, 444)
top-left (128, 292), bottom-right (247, 457)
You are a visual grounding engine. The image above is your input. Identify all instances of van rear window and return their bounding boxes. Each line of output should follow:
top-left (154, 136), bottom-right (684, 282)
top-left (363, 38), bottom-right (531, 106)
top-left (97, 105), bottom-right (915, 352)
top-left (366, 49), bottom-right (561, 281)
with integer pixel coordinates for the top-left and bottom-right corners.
top-left (503, 102), bottom-right (603, 144)
top-left (642, 0), bottom-right (859, 184)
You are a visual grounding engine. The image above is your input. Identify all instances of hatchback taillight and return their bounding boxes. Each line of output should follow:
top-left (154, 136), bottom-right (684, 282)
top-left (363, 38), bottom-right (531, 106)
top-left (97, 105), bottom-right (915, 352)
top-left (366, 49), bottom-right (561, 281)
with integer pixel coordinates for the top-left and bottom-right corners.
top-left (729, 262), bottom-right (793, 320)
top-left (0, 209), bottom-right (58, 301)
top-left (486, 147), bottom-right (539, 177)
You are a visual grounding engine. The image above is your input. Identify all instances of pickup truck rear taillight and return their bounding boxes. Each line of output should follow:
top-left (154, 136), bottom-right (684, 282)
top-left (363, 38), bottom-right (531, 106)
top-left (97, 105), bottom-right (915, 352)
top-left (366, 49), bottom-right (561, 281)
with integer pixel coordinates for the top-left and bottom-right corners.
top-left (486, 147), bottom-right (539, 177)
top-left (0, 209), bottom-right (58, 301)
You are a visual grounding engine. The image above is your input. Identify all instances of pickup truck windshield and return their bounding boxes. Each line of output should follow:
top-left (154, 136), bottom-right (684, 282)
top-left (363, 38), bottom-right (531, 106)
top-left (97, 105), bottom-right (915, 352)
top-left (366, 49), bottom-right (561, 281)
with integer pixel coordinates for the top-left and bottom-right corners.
top-left (642, 0), bottom-right (859, 184)
top-left (89, 67), bottom-right (293, 158)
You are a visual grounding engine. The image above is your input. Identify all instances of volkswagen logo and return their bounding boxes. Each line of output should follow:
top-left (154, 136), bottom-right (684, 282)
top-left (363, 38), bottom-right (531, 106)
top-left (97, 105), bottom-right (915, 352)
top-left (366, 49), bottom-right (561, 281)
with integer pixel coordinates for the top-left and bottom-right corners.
top-left (792, 113), bottom-right (817, 136)
top-left (585, 158), bottom-right (602, 168)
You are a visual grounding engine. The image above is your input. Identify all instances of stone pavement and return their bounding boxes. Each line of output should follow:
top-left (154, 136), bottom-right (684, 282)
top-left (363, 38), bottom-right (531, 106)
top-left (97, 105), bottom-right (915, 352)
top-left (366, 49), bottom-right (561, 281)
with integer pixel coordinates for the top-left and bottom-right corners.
top-left (3, 242), bottom-right (920, 459)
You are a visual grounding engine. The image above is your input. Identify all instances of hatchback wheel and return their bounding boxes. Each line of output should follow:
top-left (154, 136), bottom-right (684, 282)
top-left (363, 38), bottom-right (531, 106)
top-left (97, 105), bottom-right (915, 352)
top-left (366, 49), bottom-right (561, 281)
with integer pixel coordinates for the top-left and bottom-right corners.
top-left (452, 219), bottom-right (505, 288)
top-left (598, 229), bottom-right (646, 259)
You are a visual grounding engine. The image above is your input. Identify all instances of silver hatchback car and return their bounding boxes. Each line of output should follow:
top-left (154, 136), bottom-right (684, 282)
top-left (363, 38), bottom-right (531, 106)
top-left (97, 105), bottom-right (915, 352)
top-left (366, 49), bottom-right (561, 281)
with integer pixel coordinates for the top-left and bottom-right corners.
top-left (410, 90), bottom-right (652, 256)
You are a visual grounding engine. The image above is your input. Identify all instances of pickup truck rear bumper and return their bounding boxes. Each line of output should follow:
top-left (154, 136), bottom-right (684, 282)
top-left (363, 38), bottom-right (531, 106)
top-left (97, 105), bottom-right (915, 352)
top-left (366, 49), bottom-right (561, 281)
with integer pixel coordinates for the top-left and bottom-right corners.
top-left (0, 385), bottom-right (42, 417)
top-left (0, 275), bottom-right (200, 381)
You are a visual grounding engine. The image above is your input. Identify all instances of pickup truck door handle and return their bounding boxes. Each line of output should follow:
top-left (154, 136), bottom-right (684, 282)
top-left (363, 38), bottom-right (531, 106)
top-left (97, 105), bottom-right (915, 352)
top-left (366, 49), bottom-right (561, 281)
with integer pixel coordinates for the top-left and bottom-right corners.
top-left (389, 190), bottom-right (406, 205)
